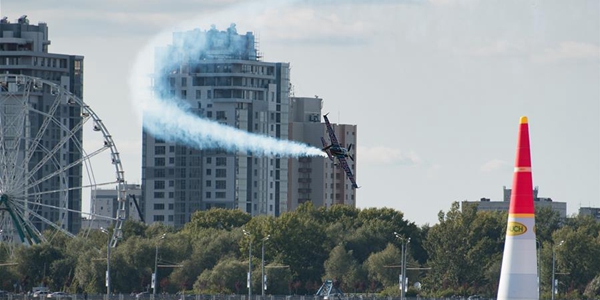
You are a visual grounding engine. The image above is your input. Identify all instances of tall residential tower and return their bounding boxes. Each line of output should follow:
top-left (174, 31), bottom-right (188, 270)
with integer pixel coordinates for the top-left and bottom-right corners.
top-left (0, 16), bottom-right (84, 234)
top-left (288, 97), bottom-right (357, 211)
top-left (142, 25), bottom-right (291, 227)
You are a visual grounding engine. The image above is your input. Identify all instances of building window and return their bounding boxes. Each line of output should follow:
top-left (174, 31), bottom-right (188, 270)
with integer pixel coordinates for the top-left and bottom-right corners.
top-left (154, 181), bottom-right (165, 189)
top-left (206, 192), bottom-right (211, 198)
top-left (154, 157), bottom-right (165, 166)
top-left (216, 169), bottom-right (226, 178)
top-left (216, 157), bottom-right (226, 166)
top-left (169, 146), bottom-right (175, 153)
top-left (216, 192), bottom-right (226, 199)
top-left (216, 111), bottom-right (226, 120)
top-left (182, 77), bottom-right (187, 87)
top-left (169, 157), bottom-right (175, 164)
top-left (154, 203), bottom-right (165, 210)
top-left (155, 146), bottom-right (165, 155)
top-left (154, 192), bottom-right (165, 198)
top-left (216, 180), bottom-right (226, 189)
top-left (153, 215), bottom-right (165, 222)
top-left (207, 157), bottom-right (212, 164)
top-left (169, 192), bottom-right (174, 198)
top-left (154, 169), bottom-right (165, 178)
top-left (168, 215), bottom-right (174, 222)
top-left (207, 111), bottom-right (213, 118)
top-left (206, 169), bottom-right (212, 175)
top-left (168, 203), bottom-right (174, 210)
top-left (196, 90), bottom-right (201, 99)
top-left (270, 204), bottom-right (273, 212)
top-left (206, 180), bottom-right (212, 187)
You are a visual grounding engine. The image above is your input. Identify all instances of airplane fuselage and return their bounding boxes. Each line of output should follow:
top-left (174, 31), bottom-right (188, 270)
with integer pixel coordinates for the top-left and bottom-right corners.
top-left (329, 145), bottom-right (348, 158)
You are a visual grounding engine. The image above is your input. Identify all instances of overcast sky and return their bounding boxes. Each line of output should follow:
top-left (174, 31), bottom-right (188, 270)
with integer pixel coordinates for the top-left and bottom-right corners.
top-left (3, 0), bottom-right (599, 225)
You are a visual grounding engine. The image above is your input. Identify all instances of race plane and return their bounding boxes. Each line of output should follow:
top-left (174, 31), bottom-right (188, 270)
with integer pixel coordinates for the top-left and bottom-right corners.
top-left (321, 114), bottom-right (359, 189)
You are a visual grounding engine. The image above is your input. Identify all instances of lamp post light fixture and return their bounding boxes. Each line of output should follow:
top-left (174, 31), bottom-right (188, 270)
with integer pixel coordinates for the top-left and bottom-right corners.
top-left (243, 229), bottom-right (252, 299)
top-left (394, 232), bottom-right (411, 300)
top-left (100, 227), bottom-right (111, 299)
top-left (551, 240), bottom-right (564, 300)
top-left (153, 233), bottom-right (167, 295)
top-left (261, 235), bottom-right (270, 297)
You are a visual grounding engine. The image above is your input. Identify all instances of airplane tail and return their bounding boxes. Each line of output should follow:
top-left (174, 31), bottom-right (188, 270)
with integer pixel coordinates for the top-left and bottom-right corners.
top-left (320, 137), bottom-right (331, 150)
top-left (347, 144), bottom-right (355, 161)
top-left (321, 137), bottom-right (334, 162)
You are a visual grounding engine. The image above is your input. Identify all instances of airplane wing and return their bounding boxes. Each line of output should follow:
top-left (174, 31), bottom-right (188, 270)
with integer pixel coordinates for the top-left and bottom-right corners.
top-left (323, 114), bottom-right (340, 147)
top-left (336, 156), bottom-right (359, 189)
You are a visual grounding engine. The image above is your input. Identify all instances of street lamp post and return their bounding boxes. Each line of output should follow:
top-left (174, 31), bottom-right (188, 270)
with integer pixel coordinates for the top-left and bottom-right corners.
top-left (100, 228), bottom-right (111, 298)
top-left (394, 232), bottom-right (410, 300)
top-left (243, 230), bottom-right (252, 300)
top-left (261, 235), bottom-right (270, 297)
top-left (153, 233), bottom-right (166, 296)
top-left (536, 239), bottom-right (541, 297)
top-left (551, 240), bottom-right (564, 300)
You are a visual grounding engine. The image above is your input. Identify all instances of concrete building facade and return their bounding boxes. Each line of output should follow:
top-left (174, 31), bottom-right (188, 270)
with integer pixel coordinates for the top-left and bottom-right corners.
top-left (82, 183), bottom-right (142, 230)
top-left (461, 186), bottom-right (567, 218)
top-left (288, 97), bottom-right (357, 211)
top-left (0, 16), bottom-right (84, 234)
top-left (142, 25), bottom-right (291, 227)
top-left (579, 207), bottom-right (600, 221)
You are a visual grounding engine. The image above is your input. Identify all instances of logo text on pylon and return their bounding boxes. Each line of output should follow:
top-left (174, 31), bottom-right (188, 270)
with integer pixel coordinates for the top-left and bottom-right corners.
top-left (507, 222), bottom-right (527, 236)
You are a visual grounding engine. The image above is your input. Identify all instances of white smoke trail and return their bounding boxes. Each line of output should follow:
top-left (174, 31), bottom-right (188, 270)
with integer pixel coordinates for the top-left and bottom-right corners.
top-left (129, 4), bottom-right (325, 158)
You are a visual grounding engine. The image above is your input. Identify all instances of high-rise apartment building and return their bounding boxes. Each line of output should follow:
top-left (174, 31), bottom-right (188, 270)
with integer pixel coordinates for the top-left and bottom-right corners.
top-left (0, 16), bottom-right (84, 233)
top-left (142, 25), bottom-right (290, 227)
top-left (288, 97), bottom-right (358, 211)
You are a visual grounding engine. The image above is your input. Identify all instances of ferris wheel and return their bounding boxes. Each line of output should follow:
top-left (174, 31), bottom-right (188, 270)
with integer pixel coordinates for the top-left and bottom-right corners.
top-left (0, 74), bottom-right (126, 252)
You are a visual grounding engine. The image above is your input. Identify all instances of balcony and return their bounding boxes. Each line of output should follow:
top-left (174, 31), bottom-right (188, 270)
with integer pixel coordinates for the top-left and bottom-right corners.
top-left (298, 168), bottom-right (312, 173)
top-left (298, 157), bottom-right (312, 163)
top-left (298, 178), bottom-right (312, 183)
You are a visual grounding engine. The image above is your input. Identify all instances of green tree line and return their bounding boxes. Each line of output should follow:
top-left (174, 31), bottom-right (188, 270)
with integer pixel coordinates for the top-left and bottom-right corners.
top-left (0, 202), bottom-right (599, 298)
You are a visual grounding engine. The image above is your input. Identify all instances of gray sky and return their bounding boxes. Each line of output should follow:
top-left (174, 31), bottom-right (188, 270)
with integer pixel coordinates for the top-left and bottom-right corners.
top-left (3, 0), bottom-right (598, 225)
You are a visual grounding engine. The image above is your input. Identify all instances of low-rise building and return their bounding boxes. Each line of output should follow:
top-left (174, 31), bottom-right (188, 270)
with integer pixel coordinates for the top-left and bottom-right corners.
top-left (461, 186), bottom-right (567, 218)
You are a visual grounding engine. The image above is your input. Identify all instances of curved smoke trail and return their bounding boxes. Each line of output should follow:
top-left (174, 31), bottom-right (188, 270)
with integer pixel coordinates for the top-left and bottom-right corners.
top-left (129, 5), bottom-right (325, 158)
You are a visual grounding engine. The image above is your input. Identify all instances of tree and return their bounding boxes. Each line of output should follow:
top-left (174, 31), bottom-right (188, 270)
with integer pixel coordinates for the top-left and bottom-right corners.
top-left (269, 206), bottom-right (328, 292)
top-left (584, 274), bottom-right (600, 298)
top-left (364, 243), bottom-right (402, 289)
top-left (0, 243), bottom-right (19, 291)
top-left (13, 243), bottom-right (63, 290)
top-left (184, 208), bottom-right (251, 234)
top-left (193, 257), bottom-right (247, 294)
top-left (552, 222), bottom-right (600, 295)
top-left (535, 206), bottom-right (562, 244)
top-left (263, 262), bottom-right (293, 295)
top-left (170, 229), bottom-right (240, 292)
top-left (423, 202), bottom-right (505, 296)
top-left (323, 244), bottom-right (363, 292)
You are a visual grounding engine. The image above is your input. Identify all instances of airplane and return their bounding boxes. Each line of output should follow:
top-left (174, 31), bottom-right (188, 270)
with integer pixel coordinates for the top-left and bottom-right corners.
top-left (320, 114), bottom-right (359, 189)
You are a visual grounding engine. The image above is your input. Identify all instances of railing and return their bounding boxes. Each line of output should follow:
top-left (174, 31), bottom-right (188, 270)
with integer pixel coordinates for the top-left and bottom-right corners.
top-left (0, 294), bottom-right (497, 300)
